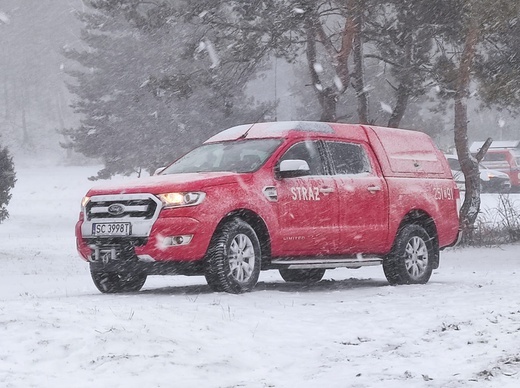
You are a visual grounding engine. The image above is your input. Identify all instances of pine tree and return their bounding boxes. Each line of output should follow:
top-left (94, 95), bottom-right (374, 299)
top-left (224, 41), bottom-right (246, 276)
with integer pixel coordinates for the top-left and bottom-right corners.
top-left (64, 0), bottom-right (269, 179)
top-left (0, 145), bottom-right (16, 223)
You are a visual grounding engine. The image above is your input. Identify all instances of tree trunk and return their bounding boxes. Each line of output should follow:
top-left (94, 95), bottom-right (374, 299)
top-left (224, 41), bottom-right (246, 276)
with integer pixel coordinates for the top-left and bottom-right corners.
top-left (335, 2), bottom-right (356, 91)
top-left (305, 18), bottom-right (326, 119)
top-left (305, 17), bottom-right (338, 122)
top-left (320, 88), bottom-right (337, 122)
top-left (3, 75), bottom-right (9, 121)
top-left (351, 1), bottom-right (368, 124)
top-left (388, 29), bottom-right (413, 128)
top-left (21, 104), bottom-right (30, 147)
top-left (454, 18), bottom-right (480, 241)
top-left (57, 88), bottom-right (73, 160)
top-left (19, 79), bottom-right (31, 148)
top-left (304, 2), bottom-right (358, 122)
top-left (388, 84), bottom-right (409, 128)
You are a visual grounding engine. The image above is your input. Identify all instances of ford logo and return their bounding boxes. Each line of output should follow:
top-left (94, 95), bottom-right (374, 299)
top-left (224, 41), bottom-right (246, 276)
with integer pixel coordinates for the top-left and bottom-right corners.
top-left (107, 203), bottom-right (125, 215)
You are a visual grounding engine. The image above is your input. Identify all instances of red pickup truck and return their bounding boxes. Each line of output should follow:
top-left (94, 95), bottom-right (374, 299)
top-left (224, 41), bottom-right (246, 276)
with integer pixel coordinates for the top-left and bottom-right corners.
top-left (76, 121), bottom-right (460, 294)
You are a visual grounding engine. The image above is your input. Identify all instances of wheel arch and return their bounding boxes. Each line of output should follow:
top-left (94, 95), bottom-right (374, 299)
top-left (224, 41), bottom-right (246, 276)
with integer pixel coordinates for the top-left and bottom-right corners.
top-left (213, 209), bottom-right (272, 269)
top-left (395, 209), bottom-right (440, 269)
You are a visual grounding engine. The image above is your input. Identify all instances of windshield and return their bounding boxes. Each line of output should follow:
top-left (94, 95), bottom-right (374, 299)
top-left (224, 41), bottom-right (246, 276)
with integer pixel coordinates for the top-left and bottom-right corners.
top-left (161, 139), bottom-right (283, 174)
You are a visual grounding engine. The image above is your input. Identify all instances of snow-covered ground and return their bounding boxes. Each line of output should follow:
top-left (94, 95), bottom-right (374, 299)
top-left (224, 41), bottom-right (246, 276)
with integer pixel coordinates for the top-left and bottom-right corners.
top-left (1, 165), bottom-right (520, 388)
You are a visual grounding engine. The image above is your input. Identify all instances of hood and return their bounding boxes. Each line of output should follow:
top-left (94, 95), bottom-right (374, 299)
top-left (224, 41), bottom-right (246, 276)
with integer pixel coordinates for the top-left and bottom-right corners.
top-left (87, 172), bottom-right (249, 196)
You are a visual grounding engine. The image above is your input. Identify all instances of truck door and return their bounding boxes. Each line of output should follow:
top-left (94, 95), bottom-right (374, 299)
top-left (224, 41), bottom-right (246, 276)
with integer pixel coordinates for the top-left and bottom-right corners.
top-left (275, 140), bottom-right (340, 254)
top-left (325, 141), bottom-right (389, 254)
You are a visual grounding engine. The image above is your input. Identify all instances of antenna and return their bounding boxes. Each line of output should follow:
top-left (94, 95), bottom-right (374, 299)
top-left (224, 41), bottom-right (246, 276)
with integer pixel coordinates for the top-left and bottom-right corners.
top-left (237, 108), bottom-right (270, 140)
top-left (274, 56), bottom-right (278, 121)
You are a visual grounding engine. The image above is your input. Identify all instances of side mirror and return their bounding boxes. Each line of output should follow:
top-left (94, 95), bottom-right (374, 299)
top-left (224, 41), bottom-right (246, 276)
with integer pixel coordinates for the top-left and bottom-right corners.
top-left (277, 159), bottom-right (310, 179)
top-left (153, 167), bottom-right (166, 176)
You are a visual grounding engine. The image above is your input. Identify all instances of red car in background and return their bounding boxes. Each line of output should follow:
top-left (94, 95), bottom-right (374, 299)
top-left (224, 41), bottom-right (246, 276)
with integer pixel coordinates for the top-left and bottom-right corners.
top-left (479, 149), bottom-right (520, 191)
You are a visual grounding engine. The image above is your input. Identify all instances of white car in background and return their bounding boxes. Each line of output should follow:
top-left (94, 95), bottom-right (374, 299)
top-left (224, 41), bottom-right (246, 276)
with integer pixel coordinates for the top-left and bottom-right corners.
top-left (445, 154), bottom-right (511, 193)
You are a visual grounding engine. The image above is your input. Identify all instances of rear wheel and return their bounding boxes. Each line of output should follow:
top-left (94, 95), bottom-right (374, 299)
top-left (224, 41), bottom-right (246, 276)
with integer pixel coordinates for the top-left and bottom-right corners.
top-left (204, 218), bottom-right (261, 293)
top-left (383, 224), bottom-right (435, 285)
top-left (90, 265), bottom-right (147, 293)
top-left (278, 268), bottom-right (325, 283)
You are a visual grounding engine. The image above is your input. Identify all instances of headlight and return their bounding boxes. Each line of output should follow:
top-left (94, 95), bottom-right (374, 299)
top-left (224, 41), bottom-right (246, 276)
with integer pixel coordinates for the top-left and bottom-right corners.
top-left (81, 196), bottom-right (90, 210)
top-left (158, 192), bottom-right (206, 208)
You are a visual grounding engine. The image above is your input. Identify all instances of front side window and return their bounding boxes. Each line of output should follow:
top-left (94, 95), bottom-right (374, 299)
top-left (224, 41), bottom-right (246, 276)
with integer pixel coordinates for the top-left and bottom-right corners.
top-left (277, 141), bottom-right (325, 175)
top-left (161, 139), bottom-right (282, 174)
top-left (327, 141), bottom-right (371, 175)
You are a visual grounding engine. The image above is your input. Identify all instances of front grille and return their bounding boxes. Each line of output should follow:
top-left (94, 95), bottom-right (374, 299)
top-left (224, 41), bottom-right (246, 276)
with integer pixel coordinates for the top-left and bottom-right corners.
top-left (87, 198), bottom-right (158, 220)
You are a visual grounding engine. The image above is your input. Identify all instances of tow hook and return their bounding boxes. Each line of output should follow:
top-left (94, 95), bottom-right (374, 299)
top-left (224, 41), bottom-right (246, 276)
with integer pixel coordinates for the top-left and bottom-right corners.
top-left (92, 246), bottom-right (118, 264)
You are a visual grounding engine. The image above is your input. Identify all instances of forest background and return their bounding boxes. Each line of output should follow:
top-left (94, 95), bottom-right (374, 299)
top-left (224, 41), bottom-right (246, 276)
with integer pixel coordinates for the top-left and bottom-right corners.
top-left (1, 0), bottom-right (520, 206)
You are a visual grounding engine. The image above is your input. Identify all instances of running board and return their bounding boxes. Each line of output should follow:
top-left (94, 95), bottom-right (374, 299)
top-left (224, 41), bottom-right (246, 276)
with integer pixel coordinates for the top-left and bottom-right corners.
top-left (271, 255), bottom-right (383, 269)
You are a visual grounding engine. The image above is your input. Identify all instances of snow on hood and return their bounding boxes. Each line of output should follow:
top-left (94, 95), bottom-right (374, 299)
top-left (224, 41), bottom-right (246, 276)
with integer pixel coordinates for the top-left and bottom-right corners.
top-left (87, 171), bottom-right (246, 196)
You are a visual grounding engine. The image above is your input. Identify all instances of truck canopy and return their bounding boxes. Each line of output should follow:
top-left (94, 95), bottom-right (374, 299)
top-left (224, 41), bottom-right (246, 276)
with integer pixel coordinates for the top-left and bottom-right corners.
top-left (362, 125), bottom-right (451, 178)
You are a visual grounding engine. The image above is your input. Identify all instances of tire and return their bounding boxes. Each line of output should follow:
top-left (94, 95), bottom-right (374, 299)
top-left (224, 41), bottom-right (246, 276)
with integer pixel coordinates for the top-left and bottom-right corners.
top-left (383, 224), bottom-right (435, 285)
top-left (204, 218), bottom-right (261, 294)
top-left (90, 264), bottom-right (147, 293)
top-left (278, 268), bottom-right (325, 283)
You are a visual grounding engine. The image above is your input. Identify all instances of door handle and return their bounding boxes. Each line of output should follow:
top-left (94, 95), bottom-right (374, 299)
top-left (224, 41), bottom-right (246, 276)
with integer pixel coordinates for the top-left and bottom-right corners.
top-left (319, 186), bottom-right (334, 194)
top-left (367, 185), bottom-right (382, 193)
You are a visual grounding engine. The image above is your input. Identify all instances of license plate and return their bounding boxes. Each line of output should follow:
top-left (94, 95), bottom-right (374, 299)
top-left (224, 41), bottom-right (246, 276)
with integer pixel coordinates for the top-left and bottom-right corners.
top-left (92, 223), bottom-right (131, 236)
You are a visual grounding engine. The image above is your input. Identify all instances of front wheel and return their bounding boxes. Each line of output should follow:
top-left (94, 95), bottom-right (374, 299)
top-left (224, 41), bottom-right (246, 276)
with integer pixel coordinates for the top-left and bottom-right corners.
top-left (278, 268), bottom-right (325, 283)
top-left (383, 224), bottom-right (435, 285)
top-left (90, 265), bottom-right (147, 293)
top-left (204, 218), bottom-right (261, 294)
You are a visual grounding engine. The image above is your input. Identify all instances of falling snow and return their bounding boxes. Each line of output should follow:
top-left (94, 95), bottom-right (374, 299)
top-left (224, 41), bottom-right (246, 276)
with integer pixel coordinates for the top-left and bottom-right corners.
top-left (1, 163), bottom-right (520, 388)
top-left (3, 2), bottom-right (520, 385)
top-left (380, 102), bottom-right (394, 114)
top-left (313, 63), bottom-right (324, 73)
top-left (0, 11), bottom-right (10, 24)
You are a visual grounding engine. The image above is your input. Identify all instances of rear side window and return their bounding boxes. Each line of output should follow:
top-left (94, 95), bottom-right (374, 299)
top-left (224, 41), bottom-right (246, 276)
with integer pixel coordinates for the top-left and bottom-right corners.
top-left (278, 141), bottom-right (325, 175)
top-left (327, 141), bottom-right (371, 175)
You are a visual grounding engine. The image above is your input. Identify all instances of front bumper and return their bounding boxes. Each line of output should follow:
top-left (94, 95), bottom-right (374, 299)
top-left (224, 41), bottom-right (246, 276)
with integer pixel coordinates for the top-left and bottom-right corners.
top-left (76, 194), bottom-right (214, 263)
top-left (77, 215), bottom-right (211, 263)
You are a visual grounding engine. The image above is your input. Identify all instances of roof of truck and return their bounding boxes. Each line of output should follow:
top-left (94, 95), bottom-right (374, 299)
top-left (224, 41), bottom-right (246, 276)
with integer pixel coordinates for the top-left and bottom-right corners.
top-left (205, 121), bottom-right (449, 177)
top-left (204, 121), bottom-right (368, 143)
